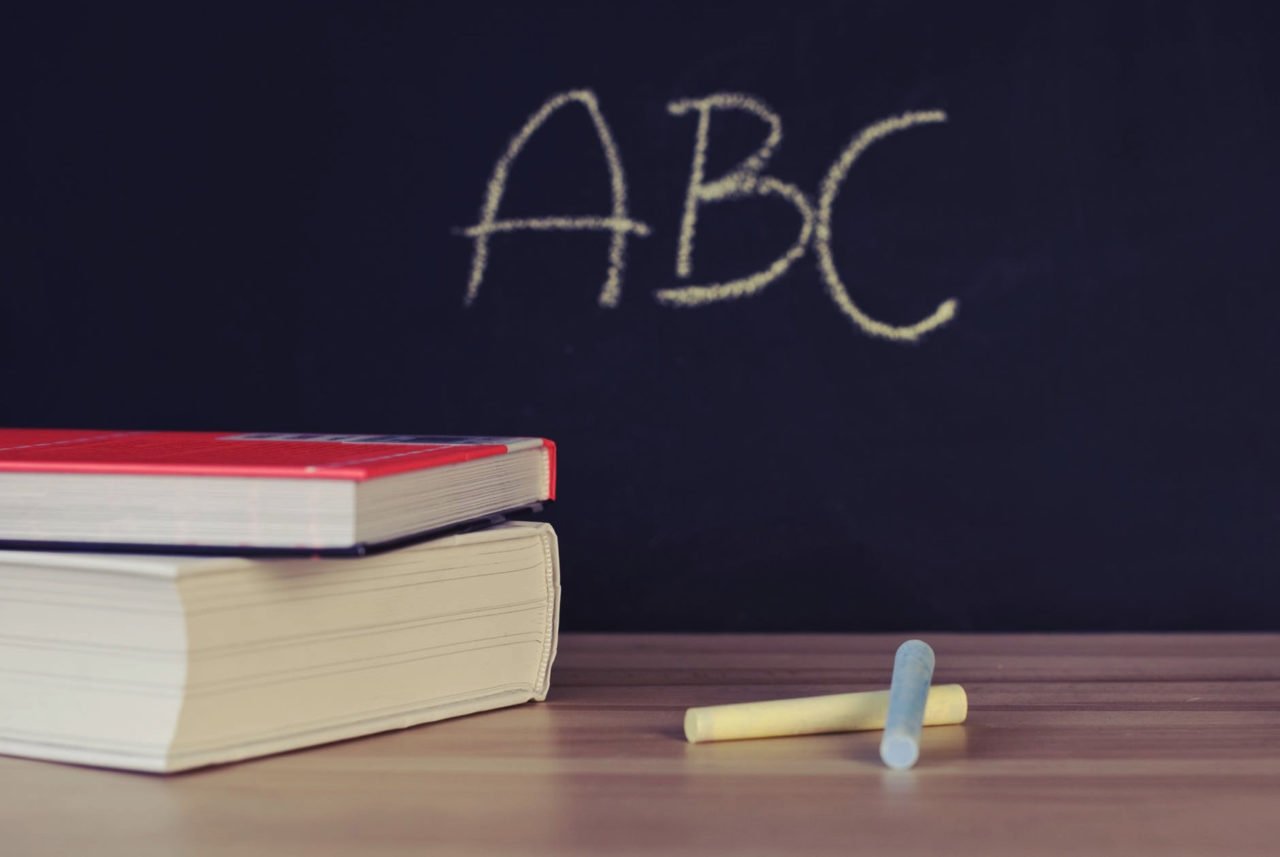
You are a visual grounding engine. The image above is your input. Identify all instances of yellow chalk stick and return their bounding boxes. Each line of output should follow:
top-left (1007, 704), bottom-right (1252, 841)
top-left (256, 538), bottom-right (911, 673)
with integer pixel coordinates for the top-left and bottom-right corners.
top-left (683, 684), bottom-right (967, 744)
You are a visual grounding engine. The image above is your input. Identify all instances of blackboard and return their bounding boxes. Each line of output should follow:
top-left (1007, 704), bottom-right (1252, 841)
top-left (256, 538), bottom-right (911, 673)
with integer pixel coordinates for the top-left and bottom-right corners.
top-left (5, 2), bottom-right (1278, 630)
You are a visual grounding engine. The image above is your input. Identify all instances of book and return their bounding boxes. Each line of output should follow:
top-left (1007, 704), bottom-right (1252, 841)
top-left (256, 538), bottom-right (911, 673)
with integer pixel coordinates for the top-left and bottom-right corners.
top-left (0, 521), bottom-right (560, 772)
top-left (0, 429), bottom-right (556, 553)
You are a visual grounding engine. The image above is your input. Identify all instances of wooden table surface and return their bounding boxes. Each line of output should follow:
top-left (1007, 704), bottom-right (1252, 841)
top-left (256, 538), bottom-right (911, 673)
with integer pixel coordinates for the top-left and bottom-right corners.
top-left (3, 633), bottom-right (1279, 856)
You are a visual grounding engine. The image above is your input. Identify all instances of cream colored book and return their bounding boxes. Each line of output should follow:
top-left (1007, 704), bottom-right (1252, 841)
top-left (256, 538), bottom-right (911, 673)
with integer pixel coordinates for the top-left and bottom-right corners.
top-left (0, 521), bottom-right (560, 772)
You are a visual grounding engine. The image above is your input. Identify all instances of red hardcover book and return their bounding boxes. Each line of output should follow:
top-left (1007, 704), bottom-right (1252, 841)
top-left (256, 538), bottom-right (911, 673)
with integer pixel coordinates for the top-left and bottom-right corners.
top-left (0, 430), bottom-right (556, 554)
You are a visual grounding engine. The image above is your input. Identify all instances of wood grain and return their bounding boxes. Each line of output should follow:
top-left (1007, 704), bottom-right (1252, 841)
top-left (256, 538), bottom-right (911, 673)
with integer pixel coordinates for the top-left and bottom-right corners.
top-left (3, 633), bottom-right (1278, 856)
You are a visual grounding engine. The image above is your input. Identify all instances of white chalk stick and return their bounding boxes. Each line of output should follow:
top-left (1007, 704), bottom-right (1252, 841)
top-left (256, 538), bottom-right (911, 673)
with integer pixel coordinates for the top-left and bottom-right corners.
top-left (880, 640), bottom-right (936, 769)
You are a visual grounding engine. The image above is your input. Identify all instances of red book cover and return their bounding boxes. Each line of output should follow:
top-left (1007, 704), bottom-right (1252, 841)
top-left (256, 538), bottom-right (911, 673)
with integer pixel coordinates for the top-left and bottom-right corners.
top-left (0, 430), bottom-right (556, 497)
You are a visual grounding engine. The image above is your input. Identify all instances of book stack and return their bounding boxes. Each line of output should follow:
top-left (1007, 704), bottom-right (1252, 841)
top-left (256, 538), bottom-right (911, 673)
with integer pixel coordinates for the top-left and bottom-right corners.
top-left (0, 430), bottom-right (560, 772)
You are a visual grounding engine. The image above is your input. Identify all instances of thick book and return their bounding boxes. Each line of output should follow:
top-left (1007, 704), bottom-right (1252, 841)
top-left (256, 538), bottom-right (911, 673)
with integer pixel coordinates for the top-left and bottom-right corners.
top-left (0, 429), bottom-right (556, 553)
top-left (0, 521), bottom-right (560, 773)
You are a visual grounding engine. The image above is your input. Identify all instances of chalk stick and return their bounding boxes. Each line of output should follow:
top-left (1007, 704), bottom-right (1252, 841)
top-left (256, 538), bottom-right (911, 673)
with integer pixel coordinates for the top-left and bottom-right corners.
top-left (880, 639), bottom-right (936, 769)
top-left (683, 683), bottom-right (966, 744)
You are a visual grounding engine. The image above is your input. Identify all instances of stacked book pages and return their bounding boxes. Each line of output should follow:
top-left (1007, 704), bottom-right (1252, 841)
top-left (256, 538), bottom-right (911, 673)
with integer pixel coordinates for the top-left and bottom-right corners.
top-left (0, 430), bottom-right (560, 772)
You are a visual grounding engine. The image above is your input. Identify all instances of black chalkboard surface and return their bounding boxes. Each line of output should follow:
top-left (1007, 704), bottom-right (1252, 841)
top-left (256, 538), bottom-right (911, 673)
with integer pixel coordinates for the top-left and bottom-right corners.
top-left (5, 2), bottom-right (1278, 630)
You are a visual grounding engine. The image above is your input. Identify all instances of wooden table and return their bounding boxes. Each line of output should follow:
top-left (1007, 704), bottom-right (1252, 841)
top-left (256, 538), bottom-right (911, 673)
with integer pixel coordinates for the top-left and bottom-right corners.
top-left (3, 633), bottom-right (1279, 856)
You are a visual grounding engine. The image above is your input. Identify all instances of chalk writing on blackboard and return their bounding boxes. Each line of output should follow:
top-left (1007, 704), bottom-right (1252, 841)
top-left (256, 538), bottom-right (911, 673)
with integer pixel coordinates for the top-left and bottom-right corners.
top-left (457, 90), bottom-right (958, 343)
top-left (814, 111), bottom-right (958, 342)
top-left (459, 90), bottom-right (651, 309)
top-left (660, 94), bottom-right (814, 307)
